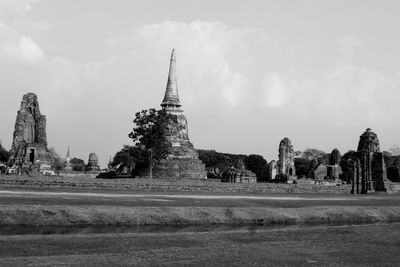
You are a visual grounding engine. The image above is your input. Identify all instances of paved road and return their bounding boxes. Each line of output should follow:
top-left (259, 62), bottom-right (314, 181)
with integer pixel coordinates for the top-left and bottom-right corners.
top-left (1, 189), bottom-right (399, 208)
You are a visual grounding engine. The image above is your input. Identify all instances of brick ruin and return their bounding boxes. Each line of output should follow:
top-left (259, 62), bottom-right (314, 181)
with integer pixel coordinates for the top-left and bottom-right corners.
top-left (85, 152), bottom-right (101, 172)
top-left (269, 137), bottom-right (296, 182)
top-left (314, 148), bottom-right (342, 182)
top-left (350, 128), bottom-right (388, 194)
top-left (152, 49), bottom-right (206, 179)
top-left (328, 148), bottom-right (342, 180)
top-left (221, 159), bottom-right (257, 183)
top-left (9, 93), bottom-right (53, 167)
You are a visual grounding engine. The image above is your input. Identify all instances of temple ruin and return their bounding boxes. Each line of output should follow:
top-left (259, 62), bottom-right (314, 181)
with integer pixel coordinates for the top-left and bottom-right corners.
top-left (85, 153), bottom-right (101, 172)
top-left (9, 93), bottom-right (53, 167)
top-left (314, 148), bottom-right (342, 182)
top-left (328, 148), bottom-right (342, 181)
top-left (350, 128), bottom-right (388, 194)
top-left (221, 159), bottom-right (257, 183)
top-left (152, 49), bottom-right (206, 179)
top-left (269, 137), bottom-right (296, 182)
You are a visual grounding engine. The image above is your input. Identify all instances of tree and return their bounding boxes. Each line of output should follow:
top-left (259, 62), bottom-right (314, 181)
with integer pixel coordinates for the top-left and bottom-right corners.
top-left (128, 109), bottom-right (173, 178)
top-left (245, 154), bottom-right (269, 182)
top-left (0, 143), bottom-right (9, 163)
top-left (70, 157), bottom-right (85, 171)
top-left (48, 147), bottom-right (64, 170)
top-left (111, 145), bottom-right (147, 176)
top-left (339, 150), bottom-right (357, 183)
top-left (301, 148), bottom-right (327, 161)
top-left (294, 158), bottom-right (313, 178)
top-left (198, 150), bottom-right (230, 170)
top-left (197, 149), bottom-right (249, 175)
top-left (382, 148), bottom-right (400, 182)
top-left (112, 145), bottom-right (136, 169)
top-left (389, 145), bottom-right (400, 156)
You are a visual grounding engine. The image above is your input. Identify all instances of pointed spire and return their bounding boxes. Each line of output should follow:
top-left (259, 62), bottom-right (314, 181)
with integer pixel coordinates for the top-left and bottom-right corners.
top-left (66, 146), bottom-right (70, 159)
top-left (161, 49), bottom-right (182, 112)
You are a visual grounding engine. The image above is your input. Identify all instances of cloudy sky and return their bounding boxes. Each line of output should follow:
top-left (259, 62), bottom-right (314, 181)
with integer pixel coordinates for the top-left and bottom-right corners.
top-left (1, 0), bottom-right (399, 167)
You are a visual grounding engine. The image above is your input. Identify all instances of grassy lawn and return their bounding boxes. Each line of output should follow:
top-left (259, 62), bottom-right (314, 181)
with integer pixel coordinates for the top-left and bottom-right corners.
top-left (0, 223), bottom-right (399, 266)
top-left (1, 189), bottom-right (400, 227)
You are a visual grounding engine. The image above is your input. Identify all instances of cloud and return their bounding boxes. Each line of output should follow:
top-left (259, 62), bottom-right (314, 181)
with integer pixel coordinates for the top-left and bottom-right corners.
top-left (1, 35), bottom-right (45, 63)
top-left (261, 73), bottom-right (287, 107)
top-left (0, 2), bottom-right (45, 64)
top-left (221, 73), bottom-right (250, 107)
top-left (105, 21), bottom-right (399, 129)
top-left (0, 0), bottom-right (39, 16)
top-left (108, 20), bottom-right (270, 107)
top-left (1, 16), bottom-right (399, 166)
top-left (337, 35), bottom-right (364, 58)
top-left (259, 61), bottom-right (398, 126)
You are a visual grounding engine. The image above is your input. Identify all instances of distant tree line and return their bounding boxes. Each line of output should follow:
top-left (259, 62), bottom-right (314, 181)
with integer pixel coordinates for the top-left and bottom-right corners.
top-left (107, 130), bottom-right (400, 182)
top-left (197, 150), bottom-right (269, 182)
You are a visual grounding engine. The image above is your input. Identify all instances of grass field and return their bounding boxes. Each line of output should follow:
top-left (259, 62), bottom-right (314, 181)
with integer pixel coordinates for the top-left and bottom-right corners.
top-left (1, 177), bottom-right (400, 265)
top-left (1, 190), bottom-right (400, 227)
top-left (1, 223), bottom-right (399, 266)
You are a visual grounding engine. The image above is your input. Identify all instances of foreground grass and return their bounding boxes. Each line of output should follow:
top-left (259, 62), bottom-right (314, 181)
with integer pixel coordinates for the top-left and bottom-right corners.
top-left (1, 204), bottom-right (400, 226)
top-left (1, 223), bottom-right (400, 266)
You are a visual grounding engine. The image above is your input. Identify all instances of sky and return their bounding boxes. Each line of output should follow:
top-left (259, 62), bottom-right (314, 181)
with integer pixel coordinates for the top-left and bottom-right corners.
top-left (0, 0), bottom-right (399, 167)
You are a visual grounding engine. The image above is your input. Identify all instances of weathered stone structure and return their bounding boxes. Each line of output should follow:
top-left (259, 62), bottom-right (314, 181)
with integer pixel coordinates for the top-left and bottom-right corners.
top-left (314, 164), bottom-right (328, 182)
top-left (221, 159), bottom-right (257, 183)
top-left (326, 148), bottom-right (342, 181)
top-left (85, 153), bottom-right (101, 172)
top-left (269, 160), bottom-right (277, 181)
top-left (329, 148), bottom-right (341, 165)
top-left (152, 49), bottom-right (206, 179)
top-left (206, 167), bottom-right (222, 179)
top-left (221, 167), bottom-right (257, 183)
top-left (9, 93), bottom-right (53, 166)
top-left (269, 138), bottom-right (296, 182)
top-left (278, 138), bottom-right (296, 178)
top-left (350, 128), bottom-right (387, 194)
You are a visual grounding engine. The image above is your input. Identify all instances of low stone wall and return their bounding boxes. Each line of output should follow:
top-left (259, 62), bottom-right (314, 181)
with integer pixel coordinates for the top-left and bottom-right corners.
top-left (0, 175), bottom-right (359, 194)
top-left (152, 158), bottom-right (207, 180)
top-left (58, 171), bottom-right (100, 179)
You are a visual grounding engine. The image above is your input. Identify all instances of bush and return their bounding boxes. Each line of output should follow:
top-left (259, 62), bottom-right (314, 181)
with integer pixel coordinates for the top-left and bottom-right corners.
top-left (96, 171), bottom-right (118, 179)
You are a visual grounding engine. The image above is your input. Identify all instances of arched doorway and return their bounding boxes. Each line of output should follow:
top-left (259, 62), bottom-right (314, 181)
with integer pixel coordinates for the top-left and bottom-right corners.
top-left (29, 149), bottom-right (35, 163)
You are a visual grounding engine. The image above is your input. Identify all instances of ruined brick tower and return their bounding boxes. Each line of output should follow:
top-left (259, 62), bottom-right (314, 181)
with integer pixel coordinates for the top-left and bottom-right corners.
top-left (269, 137), bottom-right (296, 182)
top-left (351, 128), bottom-right (387, 194)
top-left (277, 138), bottom-right (296, 179)
top-left (9, 93), bottom-right (53, 166)
top-left (152, 49), bottom-right (206, 179)
top-left (327, 148), bottom-right (342, 181)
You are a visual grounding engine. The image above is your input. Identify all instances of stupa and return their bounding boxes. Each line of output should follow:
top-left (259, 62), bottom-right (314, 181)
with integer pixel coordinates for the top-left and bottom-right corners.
top-left (64, 147), bottom-right (72, 171)
top-left (152, 49), bottom-right (206, 179)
